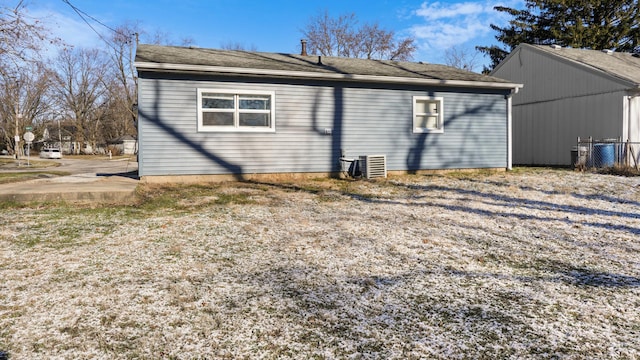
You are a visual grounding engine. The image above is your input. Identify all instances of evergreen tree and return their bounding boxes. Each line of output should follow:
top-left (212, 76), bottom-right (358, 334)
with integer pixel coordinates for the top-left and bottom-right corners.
top-left (478, 0), bottom-right (640, 71)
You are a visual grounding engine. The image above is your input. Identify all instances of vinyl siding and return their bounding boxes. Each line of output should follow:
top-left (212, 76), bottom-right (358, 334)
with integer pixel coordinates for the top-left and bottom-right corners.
top-left (137, 73), bottom-right (509, 176)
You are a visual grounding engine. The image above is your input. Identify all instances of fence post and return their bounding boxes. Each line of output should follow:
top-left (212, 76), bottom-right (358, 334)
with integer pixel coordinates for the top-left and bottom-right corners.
top-left (618, 136), bottom-right (622, 166)
top-left (632, 141), bottom-right (640, 171)
top-left (588, 137), bottom-right (593, 168)
top-left (575, 137), bottom-right (580, 168)
top-left (626, 139), bottom-right (630, 167)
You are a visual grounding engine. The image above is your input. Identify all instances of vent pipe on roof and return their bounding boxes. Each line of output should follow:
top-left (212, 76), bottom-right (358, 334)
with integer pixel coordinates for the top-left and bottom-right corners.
top-left (602, 49), bottom-right (614, 55)
top-left (301, 39), bottom-right (308, 56)
top-left (317, 56), bottom-right (323, 65)
top-left (551, 44), bottom-right (562, 50)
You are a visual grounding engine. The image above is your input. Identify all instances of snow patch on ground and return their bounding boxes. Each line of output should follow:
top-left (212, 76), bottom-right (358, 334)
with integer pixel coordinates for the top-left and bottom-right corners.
top-left (1, 169), bottom-right (639, 359)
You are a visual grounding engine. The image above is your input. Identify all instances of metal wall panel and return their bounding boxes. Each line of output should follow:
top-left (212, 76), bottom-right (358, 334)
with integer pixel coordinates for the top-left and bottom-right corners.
top-left (511, 91), bottom-right (625, 165)
top-left (137, 73), bottom-right (510, 176)
top-left (494, 46), bottom-right (628, 105)
top-left (494, 46), bottom-right (630, 165)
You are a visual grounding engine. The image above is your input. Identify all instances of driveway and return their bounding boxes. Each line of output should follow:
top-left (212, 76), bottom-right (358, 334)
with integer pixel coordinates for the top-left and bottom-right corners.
top-left (0, 155), bottom-right (138, 178)
top-left (48, 156), bottom-right (138, 177)
top-left (0, 156), bottom-right (139, 203)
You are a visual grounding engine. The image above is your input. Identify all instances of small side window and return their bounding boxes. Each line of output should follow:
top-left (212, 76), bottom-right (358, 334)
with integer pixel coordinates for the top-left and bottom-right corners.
top-left (413, 96), bottom-right (443, 133)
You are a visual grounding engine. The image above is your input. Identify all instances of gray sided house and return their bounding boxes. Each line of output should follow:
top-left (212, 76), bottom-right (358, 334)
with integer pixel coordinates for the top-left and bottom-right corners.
top-left (492, 43), bottom-right (640, 166)
top-left (134, 44), bottom-right (522, 181)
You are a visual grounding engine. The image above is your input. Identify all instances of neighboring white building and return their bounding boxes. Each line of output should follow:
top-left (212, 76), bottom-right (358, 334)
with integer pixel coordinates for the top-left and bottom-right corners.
top-left (109, 135), bottom-right (137, 155)
top-left (492, 44), bottom-right (640, 166)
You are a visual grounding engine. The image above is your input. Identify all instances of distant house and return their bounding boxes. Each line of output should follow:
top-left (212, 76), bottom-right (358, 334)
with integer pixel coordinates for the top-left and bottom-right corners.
top-left (134, 43), bottom-right (522, 181)
top-left (41, 124), bottom-right (74, 154)
top-left (108, 135), bottom-right (137, 155)
top-left (491, 44), bottom-right (640, 166)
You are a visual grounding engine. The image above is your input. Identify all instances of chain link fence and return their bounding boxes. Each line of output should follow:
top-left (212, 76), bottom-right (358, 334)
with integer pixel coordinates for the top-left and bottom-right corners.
top-left (574, 137), bottom-right (640, 171)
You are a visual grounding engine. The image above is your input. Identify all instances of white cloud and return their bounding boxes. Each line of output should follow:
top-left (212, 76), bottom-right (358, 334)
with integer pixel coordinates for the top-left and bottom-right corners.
top-left (415, 2), bottom-right (490, 21)
top-left (411, 16), bottom-right (488, 50)
top-left (28, 6), bottom-right (103, 52)
top-left (408, 0), bottom-right (524, 62)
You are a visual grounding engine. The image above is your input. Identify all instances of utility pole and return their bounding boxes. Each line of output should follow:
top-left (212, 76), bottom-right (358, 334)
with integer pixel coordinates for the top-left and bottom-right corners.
top-left (15, 113), bottom-right (21, 157)
top-left (13, 79), bottom-right (22, 164)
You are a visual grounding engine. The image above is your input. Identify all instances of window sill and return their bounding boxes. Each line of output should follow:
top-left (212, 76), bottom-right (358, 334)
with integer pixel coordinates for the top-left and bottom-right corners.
top-left (198, 126), bottom-right (276, 133)
top-left (413, 128), bottom-right (444, 134)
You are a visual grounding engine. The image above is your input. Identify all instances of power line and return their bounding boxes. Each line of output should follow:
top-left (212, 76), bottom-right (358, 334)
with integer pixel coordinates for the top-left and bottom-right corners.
top-left (60, 0), bottom-right (132, 54)
top-left (61, 0), bottom-right (118, 34)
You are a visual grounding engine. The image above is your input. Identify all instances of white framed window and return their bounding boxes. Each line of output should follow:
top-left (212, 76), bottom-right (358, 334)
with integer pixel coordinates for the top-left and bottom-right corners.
top-left (413, 96), bottom-right (444, 133)
top-left (197, 89), bottom-right (275, 132)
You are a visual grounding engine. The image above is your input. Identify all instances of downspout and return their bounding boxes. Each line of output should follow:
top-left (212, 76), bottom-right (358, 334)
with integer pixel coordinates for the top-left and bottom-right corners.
top-left (628, 93), bottom-right (640, 142)
top-left (506, 90), bottom-right (516, 170)
top-left (627, 95), bottom-right (631, 142)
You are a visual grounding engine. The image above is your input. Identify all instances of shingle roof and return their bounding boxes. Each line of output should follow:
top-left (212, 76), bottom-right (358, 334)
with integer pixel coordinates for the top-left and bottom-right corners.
top-left (526, 44), bottom-right (640, 86)
top-left (135, 44), bottom-right (519, 89)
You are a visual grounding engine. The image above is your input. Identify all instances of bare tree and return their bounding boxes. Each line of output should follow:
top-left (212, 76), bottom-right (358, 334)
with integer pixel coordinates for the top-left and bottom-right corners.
top-left (146, 28), bottom-right (195, 47)
top-left (100, 23), bottom-right (197, 143)
top-left (302, 11), bottom-right (416, 60)
top-left (100, 79), bottom-right (133, 142)
top-left (0, 1), bottom-right (60, 153)
top-left (51, 47), bottom-right (109, 154)
top-left (303, 11), bottom-right (355, 57)
top-left (0, 75), bottom-right (23, 155)
top-left (0, 65), bottom-right (53, 155)
top-left (444, 46), bottom-right (480, 72)
top-left (358, 22), bottom-right (417, 61)
top-left (0, 1), bottom-right (52, 71)
top-left (388, 38), bottom-right (418, 62)
top-left (359, 22), bottom-right (392, 59)
top-left (220, 41), bottom-right (258, 51)
top-left (105, 23), bottom-right (139, 139)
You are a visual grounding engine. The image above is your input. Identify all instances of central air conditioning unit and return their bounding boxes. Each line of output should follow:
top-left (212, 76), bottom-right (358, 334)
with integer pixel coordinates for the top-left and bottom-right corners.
top-left (360, 155), bottom-right (387, 179)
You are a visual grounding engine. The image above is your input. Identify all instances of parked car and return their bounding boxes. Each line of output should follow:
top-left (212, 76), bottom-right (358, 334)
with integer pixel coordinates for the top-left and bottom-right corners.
top-left (40, 148), bottom-right (62, 159)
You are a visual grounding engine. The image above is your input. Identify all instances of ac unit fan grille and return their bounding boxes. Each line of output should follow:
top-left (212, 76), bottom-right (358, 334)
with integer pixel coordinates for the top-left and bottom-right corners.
top-left (360, 155), bottom-right (387, 179)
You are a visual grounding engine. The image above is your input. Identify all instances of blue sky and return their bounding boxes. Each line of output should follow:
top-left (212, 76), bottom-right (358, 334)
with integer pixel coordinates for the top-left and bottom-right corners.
top-left (26, 0), bottom-right (523, 71)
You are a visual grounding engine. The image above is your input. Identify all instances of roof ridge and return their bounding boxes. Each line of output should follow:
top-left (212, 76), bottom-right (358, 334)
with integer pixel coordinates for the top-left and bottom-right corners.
top-left (135, 43), bottom-right (521, 89)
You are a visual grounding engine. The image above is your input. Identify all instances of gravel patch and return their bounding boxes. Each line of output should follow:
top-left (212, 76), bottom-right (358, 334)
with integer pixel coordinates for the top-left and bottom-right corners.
top-left (1, 169), bottom-right (639, 359)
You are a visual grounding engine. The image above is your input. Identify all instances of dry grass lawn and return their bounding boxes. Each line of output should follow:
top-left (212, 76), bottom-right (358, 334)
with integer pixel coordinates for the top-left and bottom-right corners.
top-left (1, 168), bottom-right (639, 359)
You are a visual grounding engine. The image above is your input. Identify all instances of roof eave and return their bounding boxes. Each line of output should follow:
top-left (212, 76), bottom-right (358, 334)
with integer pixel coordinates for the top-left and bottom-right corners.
top-left (134, 61), bottom-right (523, 91)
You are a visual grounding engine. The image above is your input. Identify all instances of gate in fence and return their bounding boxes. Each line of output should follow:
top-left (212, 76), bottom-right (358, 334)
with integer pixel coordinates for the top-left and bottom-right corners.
top-left (574, 137), bottom-right (640, 170)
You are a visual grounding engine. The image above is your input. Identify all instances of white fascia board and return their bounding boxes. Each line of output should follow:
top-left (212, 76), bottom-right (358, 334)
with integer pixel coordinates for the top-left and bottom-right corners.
top-left (134, 61), bottom-right (523, 91)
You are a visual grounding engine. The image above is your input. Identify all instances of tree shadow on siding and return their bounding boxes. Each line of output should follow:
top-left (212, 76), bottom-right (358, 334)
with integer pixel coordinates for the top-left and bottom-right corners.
top-left (138, 77), bottom-right (244, 179)
top-left (407, 97), bottom-right (506, 172)
top-left (288, 54), bottom-right (346, 174)
top-left (332, 87), bottom-right (343, 172)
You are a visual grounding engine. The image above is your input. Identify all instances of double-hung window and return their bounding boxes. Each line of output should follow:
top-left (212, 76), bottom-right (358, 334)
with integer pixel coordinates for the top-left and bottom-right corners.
top-left (198, 89), bottom-right (275, 132)
top-left (413, 96), bottom-right (444, 133)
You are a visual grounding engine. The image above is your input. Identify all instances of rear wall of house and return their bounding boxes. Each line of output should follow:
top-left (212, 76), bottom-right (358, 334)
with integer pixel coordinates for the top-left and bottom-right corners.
top-left (137, 73), bottom-right (510, 177)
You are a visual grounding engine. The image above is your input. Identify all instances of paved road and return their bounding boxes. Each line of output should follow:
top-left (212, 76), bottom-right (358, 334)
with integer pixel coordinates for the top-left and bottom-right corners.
top-left (0, 156), bottom-right (138, 177)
